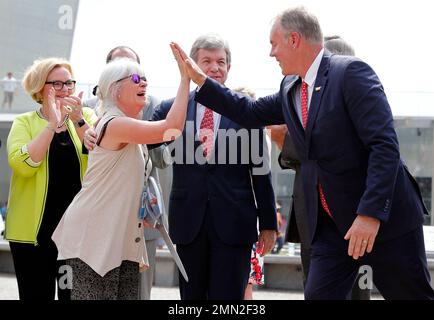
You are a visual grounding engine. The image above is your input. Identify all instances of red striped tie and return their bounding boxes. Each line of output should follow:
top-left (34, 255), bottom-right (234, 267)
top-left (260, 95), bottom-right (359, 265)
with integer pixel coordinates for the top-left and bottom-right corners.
top-left (301, 81), bottom-right (332, 218)
top-left (199, 107), bottom-right (214, 159)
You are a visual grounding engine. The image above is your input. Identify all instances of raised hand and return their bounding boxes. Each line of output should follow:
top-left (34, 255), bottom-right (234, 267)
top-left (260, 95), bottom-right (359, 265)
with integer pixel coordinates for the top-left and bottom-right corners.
top-left (171, 42), bottom-right (189, 61)
top-left (170, 42), bottom-right (190, 81)
top-left (171, 42), bottom-right (207, 86)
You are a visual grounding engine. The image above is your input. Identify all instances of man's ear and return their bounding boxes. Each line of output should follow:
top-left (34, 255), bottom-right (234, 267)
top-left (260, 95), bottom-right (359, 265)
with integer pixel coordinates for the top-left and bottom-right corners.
top-left (227, 64), bottom-right (231, 73)
top-left (288, 31), bottom-right (301, 49)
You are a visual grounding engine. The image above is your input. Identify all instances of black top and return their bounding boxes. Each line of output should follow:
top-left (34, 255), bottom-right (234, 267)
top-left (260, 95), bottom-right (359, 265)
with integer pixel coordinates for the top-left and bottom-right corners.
top-left (37, 130), bottom-right (81, 244)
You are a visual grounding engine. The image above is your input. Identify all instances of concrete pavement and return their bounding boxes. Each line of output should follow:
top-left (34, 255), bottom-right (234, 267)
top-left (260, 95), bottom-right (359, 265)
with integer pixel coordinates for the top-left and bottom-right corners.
top-left (0, 272), bottom-right (305, 300)
top-left (1, 272), bottom-right (386, 300)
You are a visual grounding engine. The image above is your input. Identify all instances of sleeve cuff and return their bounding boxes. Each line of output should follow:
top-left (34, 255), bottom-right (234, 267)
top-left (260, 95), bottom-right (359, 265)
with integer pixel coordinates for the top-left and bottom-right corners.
top-left (21, 145), bottom-right (42, 167)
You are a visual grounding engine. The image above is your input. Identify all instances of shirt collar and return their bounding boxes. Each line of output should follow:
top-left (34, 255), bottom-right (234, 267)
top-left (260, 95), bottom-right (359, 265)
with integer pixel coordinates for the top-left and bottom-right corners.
top-left (302, 48), bottom-right (324, 87)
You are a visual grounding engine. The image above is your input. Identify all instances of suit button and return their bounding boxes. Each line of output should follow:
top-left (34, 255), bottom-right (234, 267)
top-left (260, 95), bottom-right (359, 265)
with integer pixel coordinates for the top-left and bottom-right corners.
top-left (135, 237), bottom-right (141, 243)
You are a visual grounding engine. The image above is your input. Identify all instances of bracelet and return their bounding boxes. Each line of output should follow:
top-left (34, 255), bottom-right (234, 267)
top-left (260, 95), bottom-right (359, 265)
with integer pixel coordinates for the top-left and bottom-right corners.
top-left (73, 118), bottom-right (86, 128)
top-left (57, 113), bottom-right (70, 128)
top-left (46, 125), bottom-right (56, 133)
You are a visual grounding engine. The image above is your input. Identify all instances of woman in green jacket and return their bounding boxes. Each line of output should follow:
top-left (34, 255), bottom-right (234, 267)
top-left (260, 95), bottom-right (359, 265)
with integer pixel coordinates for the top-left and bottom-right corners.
top-left (5, 57), bottom-right (97, 300)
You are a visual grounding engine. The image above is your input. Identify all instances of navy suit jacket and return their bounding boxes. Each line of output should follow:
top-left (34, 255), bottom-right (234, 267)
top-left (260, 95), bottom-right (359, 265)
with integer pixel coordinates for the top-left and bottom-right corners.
top-left (195, 51), bottom-right (427, 244)
top-left (152, 92), bottom-right (277, 245)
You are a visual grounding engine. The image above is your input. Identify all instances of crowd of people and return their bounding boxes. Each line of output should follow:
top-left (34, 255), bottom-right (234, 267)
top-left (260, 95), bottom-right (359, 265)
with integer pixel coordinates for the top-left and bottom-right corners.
top-left (2, 6), bottom-right (434, 300)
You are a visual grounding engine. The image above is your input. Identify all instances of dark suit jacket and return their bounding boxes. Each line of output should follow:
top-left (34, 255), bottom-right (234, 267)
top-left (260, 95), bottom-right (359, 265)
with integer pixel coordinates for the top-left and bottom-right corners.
top-left (279, 133), bottom-right (309, 244)
top-left (152, 92), bottom-right (277, 245)
top-left (195, 51), bottom-right (427, 245)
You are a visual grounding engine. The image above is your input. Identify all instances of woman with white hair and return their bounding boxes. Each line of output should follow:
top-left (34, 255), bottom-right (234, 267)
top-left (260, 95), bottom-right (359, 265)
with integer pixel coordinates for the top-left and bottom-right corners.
top-left (52, 43), bottom-right (190, 300)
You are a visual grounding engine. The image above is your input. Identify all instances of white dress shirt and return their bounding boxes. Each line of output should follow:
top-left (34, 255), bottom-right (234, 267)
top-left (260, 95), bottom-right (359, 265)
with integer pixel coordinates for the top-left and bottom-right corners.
top-left (292, 48), bottom-right (325, 126)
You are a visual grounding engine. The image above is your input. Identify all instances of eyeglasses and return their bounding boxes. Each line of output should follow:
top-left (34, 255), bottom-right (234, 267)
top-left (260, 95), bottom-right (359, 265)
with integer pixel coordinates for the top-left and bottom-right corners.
top-left (115, 73), bottom-right (147, 84)
top-left (45, 80), bottom-right (76, 91)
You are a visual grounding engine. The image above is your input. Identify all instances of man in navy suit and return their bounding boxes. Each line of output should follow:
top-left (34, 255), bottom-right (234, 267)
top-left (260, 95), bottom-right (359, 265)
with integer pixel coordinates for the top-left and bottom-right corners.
top-left (152, 34), bottom-right (277, 300)
top-left (177, 8), bottom-right (434, 299)
top-left (269, 36), bottom-right (371, 300)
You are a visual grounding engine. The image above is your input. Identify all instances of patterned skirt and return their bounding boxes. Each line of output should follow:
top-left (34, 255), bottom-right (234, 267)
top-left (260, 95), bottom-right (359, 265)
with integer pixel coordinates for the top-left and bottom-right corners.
top-left (66, 258), bottom-right (139, 300)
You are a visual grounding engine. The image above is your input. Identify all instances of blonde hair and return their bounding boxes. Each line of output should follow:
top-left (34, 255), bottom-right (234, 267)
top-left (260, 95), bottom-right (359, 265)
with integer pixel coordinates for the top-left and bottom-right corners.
top-left (96, 58), bottom-right (144, 115)
top-left (22, 57), bottom-right (73, 104)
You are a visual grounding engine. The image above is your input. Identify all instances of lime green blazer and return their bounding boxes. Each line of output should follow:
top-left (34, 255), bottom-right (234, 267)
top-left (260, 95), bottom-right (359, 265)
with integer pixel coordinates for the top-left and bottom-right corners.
top-left (5, 107), bottom-right (97, 244)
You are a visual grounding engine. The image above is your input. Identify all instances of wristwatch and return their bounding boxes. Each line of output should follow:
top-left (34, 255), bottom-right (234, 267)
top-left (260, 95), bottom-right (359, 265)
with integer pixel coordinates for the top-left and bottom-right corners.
top-left (74, 118), bottom-right (86, 128)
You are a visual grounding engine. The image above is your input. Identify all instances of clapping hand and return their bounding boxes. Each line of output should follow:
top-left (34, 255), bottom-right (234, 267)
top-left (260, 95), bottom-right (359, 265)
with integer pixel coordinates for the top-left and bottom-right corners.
top-left (59, 91), bottom-right (84, 122)
top-left (46, 87), bottom-right (63, 133)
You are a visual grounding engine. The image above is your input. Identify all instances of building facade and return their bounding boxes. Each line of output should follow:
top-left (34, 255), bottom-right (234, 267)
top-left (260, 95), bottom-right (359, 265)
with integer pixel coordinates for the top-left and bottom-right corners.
top-left (0, 0), bottom-right (79, 202)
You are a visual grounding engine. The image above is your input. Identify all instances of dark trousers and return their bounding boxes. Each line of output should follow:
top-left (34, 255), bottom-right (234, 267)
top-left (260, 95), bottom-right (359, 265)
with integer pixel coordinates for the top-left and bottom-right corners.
top-left (176, 210), bottom-right (252, 300)
top-left (300, 244), bottom-right (371, 299)
top-left (298, 202), bottom-right (371, 299)
top-left (304, 211), bottom-right (434, 300)
top-left (9, 240), bottom-right (70, 300)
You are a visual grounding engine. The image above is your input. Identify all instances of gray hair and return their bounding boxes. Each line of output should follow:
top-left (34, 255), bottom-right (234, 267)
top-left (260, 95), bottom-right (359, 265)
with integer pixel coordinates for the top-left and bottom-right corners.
top-left (190, 33), bottom-right (231, 65)
top-left (96, 58), bottom-right (144, 115)
top-left (233, 86), bottom-right (256, 100)
top-left (324, 35), bottom-right (355, 56)
top-left (276, 7), bottom-right (323, 45)
top-left (106, 46), bottom-right (140, 64)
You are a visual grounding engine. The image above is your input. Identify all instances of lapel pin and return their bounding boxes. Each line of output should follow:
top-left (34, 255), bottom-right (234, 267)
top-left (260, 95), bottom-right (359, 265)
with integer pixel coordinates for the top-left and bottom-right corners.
top-left (315, 86), bottom-right (321, 92)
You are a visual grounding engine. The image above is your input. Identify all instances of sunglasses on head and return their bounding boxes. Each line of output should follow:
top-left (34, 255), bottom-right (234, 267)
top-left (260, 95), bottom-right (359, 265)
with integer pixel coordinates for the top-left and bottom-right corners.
top-left (115, 73), bottom-right (147, 84)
